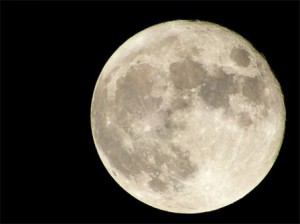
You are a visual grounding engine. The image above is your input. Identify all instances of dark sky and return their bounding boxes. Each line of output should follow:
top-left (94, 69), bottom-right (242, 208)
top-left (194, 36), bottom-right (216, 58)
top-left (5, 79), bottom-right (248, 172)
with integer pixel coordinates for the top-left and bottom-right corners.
top-left (2, 1), bottom-right (299, 223)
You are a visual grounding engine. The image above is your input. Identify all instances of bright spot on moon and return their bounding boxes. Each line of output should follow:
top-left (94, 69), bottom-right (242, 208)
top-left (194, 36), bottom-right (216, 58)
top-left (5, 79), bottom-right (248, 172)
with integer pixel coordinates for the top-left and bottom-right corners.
top-left (90, 20), bottom-right (286, 213)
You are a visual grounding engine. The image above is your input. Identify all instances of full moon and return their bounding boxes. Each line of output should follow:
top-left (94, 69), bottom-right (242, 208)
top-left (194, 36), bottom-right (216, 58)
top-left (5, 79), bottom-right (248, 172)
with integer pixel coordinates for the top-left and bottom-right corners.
top-left (90, 20), bottom-right (286, 213)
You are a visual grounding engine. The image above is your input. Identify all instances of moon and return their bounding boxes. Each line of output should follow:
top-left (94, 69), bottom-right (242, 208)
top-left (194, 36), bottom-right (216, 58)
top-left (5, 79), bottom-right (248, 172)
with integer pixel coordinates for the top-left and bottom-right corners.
top-left (90, 20), bottom-right (286, 213)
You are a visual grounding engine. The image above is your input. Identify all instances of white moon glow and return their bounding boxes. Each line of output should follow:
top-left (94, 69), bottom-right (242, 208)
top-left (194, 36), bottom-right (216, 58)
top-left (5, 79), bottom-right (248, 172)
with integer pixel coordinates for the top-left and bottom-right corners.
top-left (90, 20), bottom-right (286, 213)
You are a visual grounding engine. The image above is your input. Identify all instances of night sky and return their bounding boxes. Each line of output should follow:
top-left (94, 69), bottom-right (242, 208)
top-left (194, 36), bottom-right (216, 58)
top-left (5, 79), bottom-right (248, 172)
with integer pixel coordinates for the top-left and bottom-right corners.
top-left (2, 1), bottom-right (299, 223)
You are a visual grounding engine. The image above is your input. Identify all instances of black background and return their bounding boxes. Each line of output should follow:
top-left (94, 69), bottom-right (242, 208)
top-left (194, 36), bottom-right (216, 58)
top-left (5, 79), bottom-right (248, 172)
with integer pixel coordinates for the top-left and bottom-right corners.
top-left (2, 1), bottom-right (299, 223)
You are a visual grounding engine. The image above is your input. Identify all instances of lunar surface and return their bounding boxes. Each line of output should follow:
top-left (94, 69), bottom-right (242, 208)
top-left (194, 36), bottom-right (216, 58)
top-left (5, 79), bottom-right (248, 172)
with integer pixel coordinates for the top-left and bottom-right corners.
top-left (91, 20), bottom-right (286, 213)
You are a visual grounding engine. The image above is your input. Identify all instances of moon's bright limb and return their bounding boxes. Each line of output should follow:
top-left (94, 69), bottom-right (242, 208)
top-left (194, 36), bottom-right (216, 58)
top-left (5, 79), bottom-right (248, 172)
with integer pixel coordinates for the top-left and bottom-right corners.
top-left (91, 20), bottom-right (286, 213)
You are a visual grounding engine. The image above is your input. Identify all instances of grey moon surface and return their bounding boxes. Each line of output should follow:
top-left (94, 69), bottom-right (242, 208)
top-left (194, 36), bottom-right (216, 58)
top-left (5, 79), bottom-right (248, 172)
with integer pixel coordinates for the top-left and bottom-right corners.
top-left (90, 20), bottom-right (286, 213)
